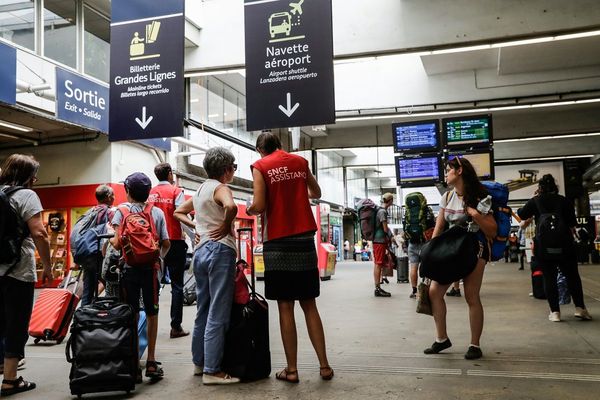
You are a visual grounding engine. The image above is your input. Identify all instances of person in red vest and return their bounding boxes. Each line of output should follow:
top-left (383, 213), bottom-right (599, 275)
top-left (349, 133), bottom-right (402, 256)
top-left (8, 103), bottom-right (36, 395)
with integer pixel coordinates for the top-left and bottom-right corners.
top-left (148, 163), bottom-right (189, 338)
top-left (247, 132), bottom-right (333, 383)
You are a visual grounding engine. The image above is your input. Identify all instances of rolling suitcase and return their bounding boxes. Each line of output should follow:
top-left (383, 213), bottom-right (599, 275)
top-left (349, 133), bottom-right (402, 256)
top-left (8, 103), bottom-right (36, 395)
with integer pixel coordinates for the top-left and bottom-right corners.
top-left (396, 256), bottom-right (409, 283)
top-left (222, 228), bottom-right (271, 381)
top-left (29, 273), bottom-right (81, 344)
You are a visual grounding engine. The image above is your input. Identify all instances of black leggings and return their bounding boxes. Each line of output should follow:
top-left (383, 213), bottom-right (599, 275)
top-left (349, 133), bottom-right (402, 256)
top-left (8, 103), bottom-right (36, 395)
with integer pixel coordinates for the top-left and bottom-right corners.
top-left (537, 254), bottom-right (586, 312)
top-left (0, 276), bottom-right (35, 359)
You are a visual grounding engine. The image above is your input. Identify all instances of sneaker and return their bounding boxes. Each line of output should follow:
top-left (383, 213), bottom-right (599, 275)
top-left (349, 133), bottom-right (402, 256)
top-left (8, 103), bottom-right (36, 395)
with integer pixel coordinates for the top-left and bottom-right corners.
top-left (548, 311), bottom-right (561, 322)
top-left (409, 293), bottom-right (416, 299)
top-left (202, 373), bottom-right (240, 385)
top-left (193, 365), bottom-right (204, 376)
top-left (424, 338), bottom-right (452, 354)
top-left (464, 346), bottom-right (483, 360)
top-left (374, 287), bottom-right (391, 297)
top-left (17, 359), bottom-right (25, 370)
top-left (574, 307), bottom-right (592, 321)
top-left (446, 288), bottom-right (461, 297)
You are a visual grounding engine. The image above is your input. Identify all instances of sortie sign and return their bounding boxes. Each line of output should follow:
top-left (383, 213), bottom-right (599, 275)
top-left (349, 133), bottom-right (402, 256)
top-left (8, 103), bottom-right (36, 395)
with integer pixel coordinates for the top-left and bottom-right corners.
top-left (244, 0), bottom-right (335, 131)
top-left (109, 1), bottom-right (185, 142)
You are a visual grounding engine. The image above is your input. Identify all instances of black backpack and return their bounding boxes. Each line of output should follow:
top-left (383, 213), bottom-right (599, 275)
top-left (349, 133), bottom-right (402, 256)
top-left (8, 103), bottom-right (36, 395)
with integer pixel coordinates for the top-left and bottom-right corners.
top-left (534, 197), bottom-right (570, 261)
top-left (0, 186), bottom-right (28, 275)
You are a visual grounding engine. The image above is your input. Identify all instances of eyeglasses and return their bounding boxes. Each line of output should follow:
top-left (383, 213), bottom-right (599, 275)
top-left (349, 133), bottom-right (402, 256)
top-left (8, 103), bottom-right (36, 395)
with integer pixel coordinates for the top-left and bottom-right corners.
top-left (232, 163), bottom-right (238, 171)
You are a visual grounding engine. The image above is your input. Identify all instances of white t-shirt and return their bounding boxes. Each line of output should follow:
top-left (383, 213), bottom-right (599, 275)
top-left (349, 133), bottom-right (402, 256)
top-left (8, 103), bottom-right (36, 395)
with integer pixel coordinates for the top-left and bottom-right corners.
top-left (440, 190), bottom-right (492, 232)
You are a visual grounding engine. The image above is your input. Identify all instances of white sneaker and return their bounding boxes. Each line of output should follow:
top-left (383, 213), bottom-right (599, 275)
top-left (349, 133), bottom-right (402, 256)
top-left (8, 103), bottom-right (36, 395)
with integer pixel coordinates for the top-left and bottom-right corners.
top-left (574, 307), bottom-right (592, 321)
top-left (548, 311), bottom-right (561, 322)
top-left (193, 365), bottom-right (203, 376)
top-left (202, 373), bottom-right (240, 385)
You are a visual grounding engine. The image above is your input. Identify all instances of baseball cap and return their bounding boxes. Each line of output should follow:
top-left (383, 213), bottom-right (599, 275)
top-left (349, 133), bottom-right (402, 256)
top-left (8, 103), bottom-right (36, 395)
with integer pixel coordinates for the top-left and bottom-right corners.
top-left (124, 172), bottom-right (152, 201)
top-left (382, 192), bottom-right (394, 203)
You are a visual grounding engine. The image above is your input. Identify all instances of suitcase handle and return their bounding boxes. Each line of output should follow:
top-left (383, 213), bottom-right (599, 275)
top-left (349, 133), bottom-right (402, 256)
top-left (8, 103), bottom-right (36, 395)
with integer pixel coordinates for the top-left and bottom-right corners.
top-left (237, 228), bottom-right (256, 296)
top-left (65, 335), bottom-right (73, 363)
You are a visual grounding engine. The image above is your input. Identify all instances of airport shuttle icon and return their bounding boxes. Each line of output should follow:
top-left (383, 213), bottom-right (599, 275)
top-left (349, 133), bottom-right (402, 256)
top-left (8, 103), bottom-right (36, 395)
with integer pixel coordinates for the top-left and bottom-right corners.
top-left (269, 12), bottom-right (292, 38)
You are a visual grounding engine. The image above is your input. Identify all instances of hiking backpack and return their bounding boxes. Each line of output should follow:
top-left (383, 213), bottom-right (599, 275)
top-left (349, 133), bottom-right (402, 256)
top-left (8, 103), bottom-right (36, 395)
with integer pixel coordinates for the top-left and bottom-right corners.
top-left (0, 186), bottom-right (28, 273)
top-left (357, 199), bottom-right (380, 241)
top-left (534, 197), bottom-right (570, 261)
top-left (70, 205), bottom-right (110, 264)
top-left (478, 182), bottom-right (511, 261)
top-left (118, 204), bottom-right (160, 267)
top-left (403, 192), bottom-right (434, 244)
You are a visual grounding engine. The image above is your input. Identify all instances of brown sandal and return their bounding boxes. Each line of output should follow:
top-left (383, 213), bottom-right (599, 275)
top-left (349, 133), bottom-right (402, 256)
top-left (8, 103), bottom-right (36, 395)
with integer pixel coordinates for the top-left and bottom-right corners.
top-left (320, 366), bottom-right (334, 381)
top-left (275, 368), bottom-right (299, 383)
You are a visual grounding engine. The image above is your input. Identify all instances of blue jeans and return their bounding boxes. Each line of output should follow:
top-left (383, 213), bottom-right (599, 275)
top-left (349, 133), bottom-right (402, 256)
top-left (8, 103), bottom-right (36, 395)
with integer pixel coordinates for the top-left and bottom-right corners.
top-left (191, 241), bottom-right (236, 373)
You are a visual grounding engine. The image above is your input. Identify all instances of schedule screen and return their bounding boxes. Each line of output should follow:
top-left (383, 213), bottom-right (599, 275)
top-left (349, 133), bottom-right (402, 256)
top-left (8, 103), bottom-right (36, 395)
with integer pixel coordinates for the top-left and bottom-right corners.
top-left (444, 116), bottom-right (491, 146)
top-left (396, 156), bottom-right (441, 185)
top-left (448, 151), bottom-right (494, 180)
top-left (393, 121), bottom-right (439, 153)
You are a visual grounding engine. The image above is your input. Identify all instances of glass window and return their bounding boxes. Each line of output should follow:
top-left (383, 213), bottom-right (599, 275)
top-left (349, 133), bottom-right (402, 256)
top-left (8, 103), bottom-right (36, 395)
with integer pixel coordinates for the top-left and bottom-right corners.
top-left (44, 0), bottom-right (77, 68)
top-left (0, 0), bottom-right (35, 50)
top-left (84, 6), bottom-right (109, 81)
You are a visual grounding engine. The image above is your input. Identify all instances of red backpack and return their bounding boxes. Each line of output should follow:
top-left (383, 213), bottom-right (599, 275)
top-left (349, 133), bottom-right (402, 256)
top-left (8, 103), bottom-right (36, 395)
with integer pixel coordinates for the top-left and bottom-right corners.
top-left (118, 204), bottom-right (160, 267)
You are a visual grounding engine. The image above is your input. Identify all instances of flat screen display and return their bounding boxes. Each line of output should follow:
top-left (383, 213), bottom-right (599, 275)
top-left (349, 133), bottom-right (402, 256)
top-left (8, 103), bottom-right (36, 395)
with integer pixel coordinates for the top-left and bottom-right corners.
top-left (442, 115), bottom-right (492, 147)
top-left (392, 120), bottom-right (440, 153)
top-left (395, 155), bottom-right (442, 186)
top-left (447, 150), bottom-right (494, 180)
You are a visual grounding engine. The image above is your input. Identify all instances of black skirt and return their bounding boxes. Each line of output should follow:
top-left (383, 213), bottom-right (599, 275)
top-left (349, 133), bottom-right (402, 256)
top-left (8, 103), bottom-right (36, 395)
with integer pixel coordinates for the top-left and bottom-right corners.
top-left (263, 233), bottom-right (320, 301)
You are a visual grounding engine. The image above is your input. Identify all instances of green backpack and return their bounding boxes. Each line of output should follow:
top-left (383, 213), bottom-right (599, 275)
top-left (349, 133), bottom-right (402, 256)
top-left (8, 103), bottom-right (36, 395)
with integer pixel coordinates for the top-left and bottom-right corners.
top-left (403, 192), bottom-right (433, 244)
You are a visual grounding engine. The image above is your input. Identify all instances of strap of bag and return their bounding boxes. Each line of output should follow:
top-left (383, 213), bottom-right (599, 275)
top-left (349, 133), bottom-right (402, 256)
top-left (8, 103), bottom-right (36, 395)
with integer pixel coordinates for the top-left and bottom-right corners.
top-left (237, 227), bottom-right (256, 295)
top-left (0, 186), bottom-right (28, 278)
top-left (142, 203), bottom-right (158, 240)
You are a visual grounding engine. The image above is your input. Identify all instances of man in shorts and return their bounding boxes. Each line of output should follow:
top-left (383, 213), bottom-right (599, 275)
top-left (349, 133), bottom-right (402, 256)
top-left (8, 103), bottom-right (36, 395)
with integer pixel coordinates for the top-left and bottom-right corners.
top-left (373, 193), bottom-right (394, 297)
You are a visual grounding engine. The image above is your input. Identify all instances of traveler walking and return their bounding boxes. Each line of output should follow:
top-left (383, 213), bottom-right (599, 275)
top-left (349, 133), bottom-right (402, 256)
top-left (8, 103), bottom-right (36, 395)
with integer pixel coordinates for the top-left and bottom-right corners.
top-left (173, 147), bottom-right (241, 385)
top-left (0, 154), bottom-right (52, 396)
top-left (110, 172), bottom-right (171, 381)
top-left (247, 132), bottom-right (333, 383)
top-left (148, 163), bottom-right (189, 338)
top-left (372, 193), bottom-right (394, 297)
top-left (517, 174), bottom-right (592, 322)
top-left (71, 185), bottom-right (114, 306)
top-left (423, 157), bottom-right (497, 360)
top-left (343, 239), bottom-right (350, 260)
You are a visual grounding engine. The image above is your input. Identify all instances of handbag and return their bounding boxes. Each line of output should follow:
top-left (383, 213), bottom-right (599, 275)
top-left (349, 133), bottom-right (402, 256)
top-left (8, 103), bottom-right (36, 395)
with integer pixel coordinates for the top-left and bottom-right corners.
top-left (234, 261), bottom-right (251, 305)
top-left (382, 251), bottom-right (395, 277)
top-left (416, 279), bottom-right (432, 316)
top-left (419, 226), bottom-right (480, 285)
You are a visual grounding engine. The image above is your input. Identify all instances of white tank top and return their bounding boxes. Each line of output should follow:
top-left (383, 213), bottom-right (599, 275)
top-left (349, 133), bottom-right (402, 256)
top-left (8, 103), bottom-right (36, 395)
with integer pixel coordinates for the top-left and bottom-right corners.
top-left (193, 179), bottom-right (237, 251)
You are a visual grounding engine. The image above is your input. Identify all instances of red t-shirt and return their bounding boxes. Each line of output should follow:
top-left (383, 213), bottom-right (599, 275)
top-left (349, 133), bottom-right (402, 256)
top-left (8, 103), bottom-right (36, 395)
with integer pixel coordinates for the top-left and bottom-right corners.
top-left (252, 150), bottom-right (317, 242)
top-left (148, 184), bottom-right (183, 241)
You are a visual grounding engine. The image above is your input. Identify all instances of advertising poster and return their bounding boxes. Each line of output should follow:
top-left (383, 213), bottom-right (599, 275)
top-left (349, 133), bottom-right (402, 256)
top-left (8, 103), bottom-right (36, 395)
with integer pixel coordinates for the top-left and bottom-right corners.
top-left (495, 161), bottom-right (565, 200)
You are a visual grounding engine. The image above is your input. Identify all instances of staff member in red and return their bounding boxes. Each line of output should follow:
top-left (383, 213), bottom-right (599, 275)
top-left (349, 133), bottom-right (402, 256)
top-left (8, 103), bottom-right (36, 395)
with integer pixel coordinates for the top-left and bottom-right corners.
top-left (148, 163), bottom-right (189, 338)
top-left (248, 133), bottom-right (333, 384)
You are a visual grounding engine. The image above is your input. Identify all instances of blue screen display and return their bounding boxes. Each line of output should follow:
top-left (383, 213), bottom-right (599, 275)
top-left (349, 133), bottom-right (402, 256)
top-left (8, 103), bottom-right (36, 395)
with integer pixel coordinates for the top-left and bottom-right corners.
top-left (393, 122), bottom-right (438, 152)
top-left (397, 156), bottom-right (440, 183)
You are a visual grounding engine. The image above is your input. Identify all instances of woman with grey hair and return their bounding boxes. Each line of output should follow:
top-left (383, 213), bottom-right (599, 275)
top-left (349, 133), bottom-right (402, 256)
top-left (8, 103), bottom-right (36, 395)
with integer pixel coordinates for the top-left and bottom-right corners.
top-left (174, 147), bottom-right (241, 385)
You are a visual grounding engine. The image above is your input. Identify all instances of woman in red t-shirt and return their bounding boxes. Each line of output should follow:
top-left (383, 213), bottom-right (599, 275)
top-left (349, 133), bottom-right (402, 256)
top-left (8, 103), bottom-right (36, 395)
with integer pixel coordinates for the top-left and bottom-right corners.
top-left (248, 133), bottom-right (333, 383)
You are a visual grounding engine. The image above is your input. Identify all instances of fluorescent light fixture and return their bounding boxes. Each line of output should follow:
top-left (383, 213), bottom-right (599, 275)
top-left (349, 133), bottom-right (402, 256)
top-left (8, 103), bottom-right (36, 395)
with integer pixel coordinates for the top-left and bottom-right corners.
top-left (431, 44), bottom-right (493, 54)
top-left (495, 132), bottom-right (600, 143)
top-left (336, 98), bottom-right (600, 122)
top-left (0, 120), bottom-right (34, 132)
top-left (495, 154), bottom-right (594, 163)
top-left (185, 68), bottom-right (246, 78)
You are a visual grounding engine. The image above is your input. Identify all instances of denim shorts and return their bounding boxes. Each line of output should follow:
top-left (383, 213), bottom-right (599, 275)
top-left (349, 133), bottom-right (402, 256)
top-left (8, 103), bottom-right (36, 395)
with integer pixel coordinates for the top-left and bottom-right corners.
top-left (408, 242), bottom-right (425, 264)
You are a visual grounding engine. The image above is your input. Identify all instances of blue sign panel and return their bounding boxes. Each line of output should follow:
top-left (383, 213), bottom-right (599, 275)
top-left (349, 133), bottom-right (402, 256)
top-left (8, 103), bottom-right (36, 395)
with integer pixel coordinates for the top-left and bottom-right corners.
top-left (0, 42), bottom-right (16, 105)
top-left (56, 68), bottom-right (109, 132)
top-left (109, 0), bottom-right (185, 143)
top-left (136, 138), bottom-right (172, 152)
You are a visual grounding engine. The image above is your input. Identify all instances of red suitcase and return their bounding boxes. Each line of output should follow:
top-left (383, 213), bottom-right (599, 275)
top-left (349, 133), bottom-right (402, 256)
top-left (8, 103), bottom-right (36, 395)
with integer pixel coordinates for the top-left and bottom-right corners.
top-left (29, 287), bottom-right (79, 344)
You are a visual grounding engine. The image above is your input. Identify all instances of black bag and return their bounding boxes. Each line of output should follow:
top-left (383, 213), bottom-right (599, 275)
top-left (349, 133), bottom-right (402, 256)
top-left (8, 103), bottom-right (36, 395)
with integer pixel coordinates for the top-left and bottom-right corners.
top-left (535, 197), bottom-right (570, 261)
top-left (0, 186), bottom-right (27, 274)
top-left (66, 298), bottom-right (137, 397)
top-left (419, 226), bottom-right (480, 285)
top-left (396, 256), bottom-right (409, 283)
top-left (222, 228), bottom-right (271, 381)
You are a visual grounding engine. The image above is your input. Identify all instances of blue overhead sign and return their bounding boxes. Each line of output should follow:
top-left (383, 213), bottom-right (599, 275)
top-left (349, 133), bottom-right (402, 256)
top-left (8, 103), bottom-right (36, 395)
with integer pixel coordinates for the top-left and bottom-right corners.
top-left (109, 0), bottom-right (185, 143)
top-left (0, 42), bottom-right (16, 105)
top-left (56, 68), bottom-right (109, 132)
top-left (136, 138), bottom-right (172, 152)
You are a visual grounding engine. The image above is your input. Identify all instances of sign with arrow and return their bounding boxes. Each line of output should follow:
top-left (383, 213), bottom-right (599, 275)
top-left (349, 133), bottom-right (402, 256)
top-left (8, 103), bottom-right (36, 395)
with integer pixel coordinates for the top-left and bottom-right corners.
top-left (108, 0), bottom-right (185, 142)
top-left (244, 0), bottom-right (335, 131)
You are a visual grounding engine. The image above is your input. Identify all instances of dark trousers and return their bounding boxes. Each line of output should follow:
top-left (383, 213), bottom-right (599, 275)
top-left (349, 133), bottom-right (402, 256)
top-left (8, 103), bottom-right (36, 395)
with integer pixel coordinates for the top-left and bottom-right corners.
top-left (80, 254), bottom-right (102, 306)
top-left (165, 240), bottom-right (188, 329)
top-left (537, 251), bottom-right (586, 312)
top-left (0, 277), bottom-right (34, 359)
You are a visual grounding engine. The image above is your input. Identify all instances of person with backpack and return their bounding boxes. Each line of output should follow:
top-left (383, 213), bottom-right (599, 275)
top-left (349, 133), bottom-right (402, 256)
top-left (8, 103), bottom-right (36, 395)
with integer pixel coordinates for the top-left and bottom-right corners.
top-left (372, 193), bottom-right (394, 297)
top-left (148, 163), bottom-right (189, 339)
top-left (517, 174), bottom-right (592, 322)
top-left (110, 172), bottom-right (171, 381)
top-left (71, 185), bottom-right (114, 306)
top-left (0, 154), bottom-right (52, 396)
top-left (174, 147), bottom-right (241, 385)
top-left (423, 157), bottom-right (497, 360)
top-left (402, 192), bottom-right (435, 299)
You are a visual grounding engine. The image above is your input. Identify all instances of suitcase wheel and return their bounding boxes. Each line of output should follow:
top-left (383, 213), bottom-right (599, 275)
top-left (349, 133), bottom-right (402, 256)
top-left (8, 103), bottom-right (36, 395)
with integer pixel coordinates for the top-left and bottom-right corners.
top-left (56, 338), bottom-right (63, 345)
top-left (320, 276), bottom-right (331, 281)
top-left (33, 338), bottom-right (40, 345)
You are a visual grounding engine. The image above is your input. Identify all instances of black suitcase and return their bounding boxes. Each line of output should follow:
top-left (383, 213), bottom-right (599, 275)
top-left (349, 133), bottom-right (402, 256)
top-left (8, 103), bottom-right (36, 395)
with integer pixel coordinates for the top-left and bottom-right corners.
top-left (396, 256), bottom-right (409, 283)
top-left (66, 297), bottom-right (138, 398)
top-left (222, 228), bottom-right (271, 381)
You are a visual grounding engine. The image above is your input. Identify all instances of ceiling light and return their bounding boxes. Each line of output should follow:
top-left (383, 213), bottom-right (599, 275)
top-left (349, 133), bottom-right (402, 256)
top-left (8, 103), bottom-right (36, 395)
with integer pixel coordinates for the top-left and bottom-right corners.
top-left (185, 68), bottom-right (246, 78)
top-left (0, 120), bottom-right (34, 132)
top-left (495, 132), bottom-right (600, 143)
top-left (495, 154), bottom-right (595, 163)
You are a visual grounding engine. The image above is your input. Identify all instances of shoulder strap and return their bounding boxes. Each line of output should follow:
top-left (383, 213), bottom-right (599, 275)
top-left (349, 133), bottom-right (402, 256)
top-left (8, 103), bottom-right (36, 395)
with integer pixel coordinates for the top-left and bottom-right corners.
top-left (143, 203), bottom-right (159, 238)
top-left (118, 205), bottom-right (131, 222)
top-left (2, 186), bottom-right (25, 198)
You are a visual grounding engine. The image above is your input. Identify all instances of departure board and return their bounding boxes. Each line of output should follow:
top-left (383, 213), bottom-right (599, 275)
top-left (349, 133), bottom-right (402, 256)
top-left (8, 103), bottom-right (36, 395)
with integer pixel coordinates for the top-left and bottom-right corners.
top-left (392, 120), bottom-right (439, 153)
top-left (443, 115), bottom-right (491, 147)
top-left (396, 155), bottom-right (441, 186)
top-left (448, 151), bottom-right (494, 180)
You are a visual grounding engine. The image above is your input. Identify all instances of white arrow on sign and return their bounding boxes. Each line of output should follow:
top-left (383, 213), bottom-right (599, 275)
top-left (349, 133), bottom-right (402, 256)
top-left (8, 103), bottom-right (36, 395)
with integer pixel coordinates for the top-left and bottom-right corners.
top-left (135, 106), bottom-right (154, 130)
top-left (278, 92), bottom-right (300, 117)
